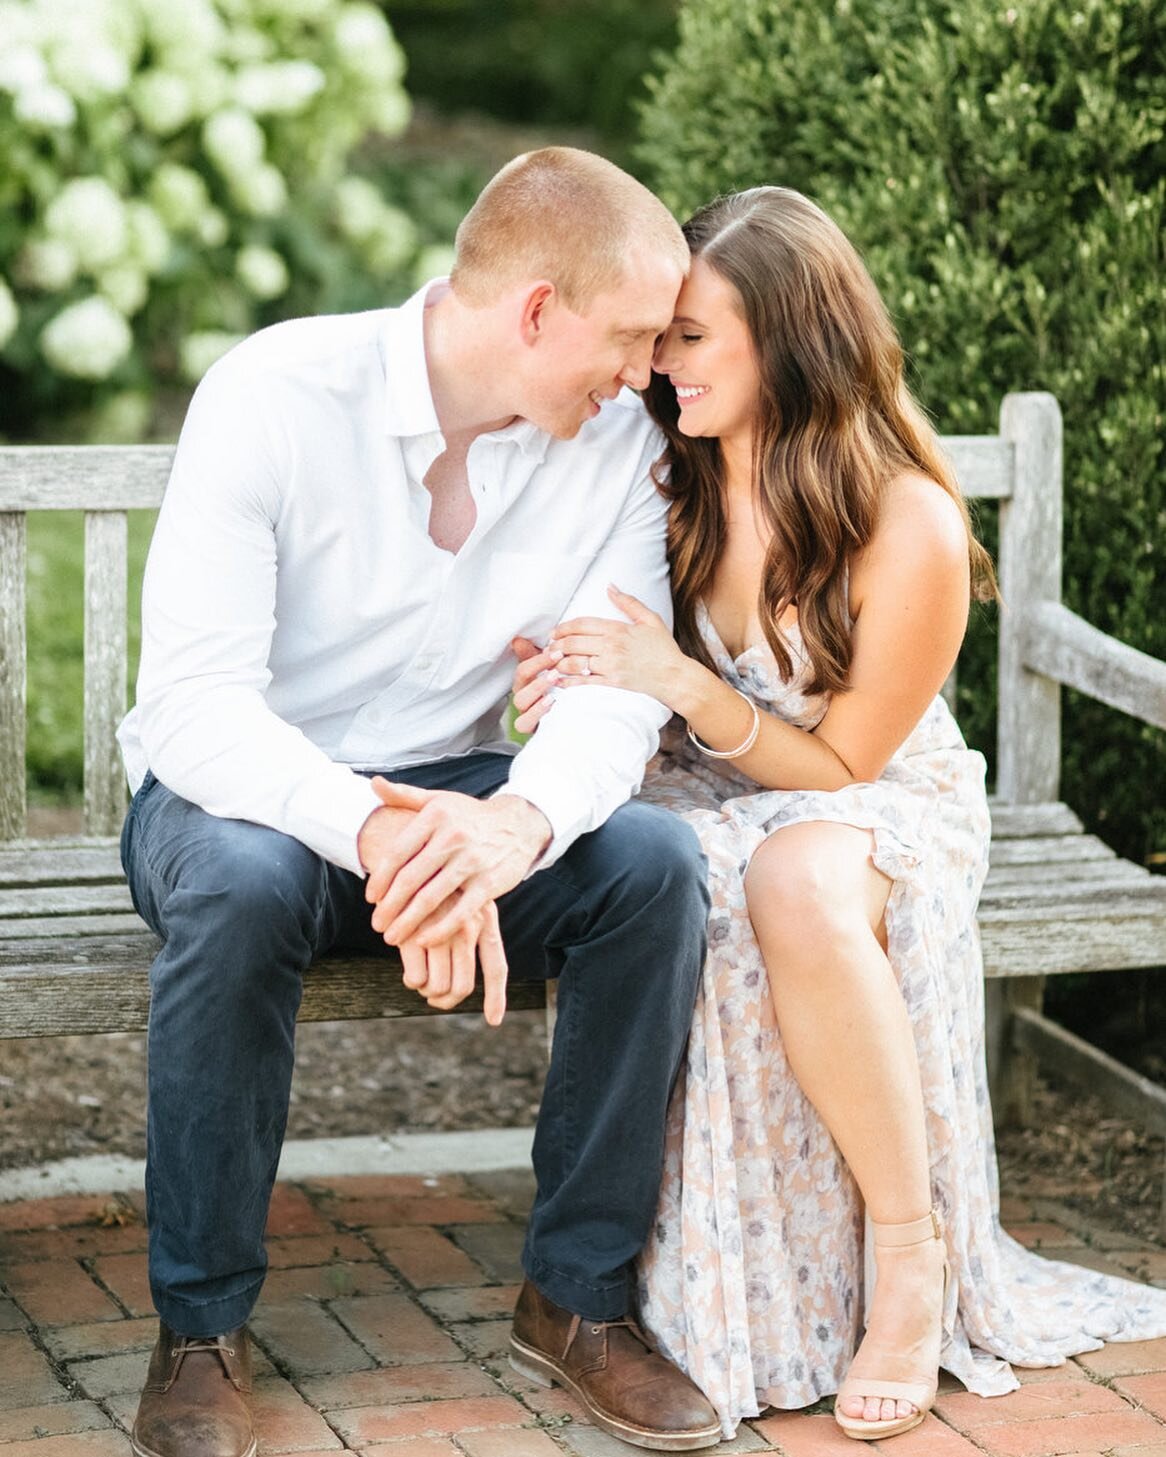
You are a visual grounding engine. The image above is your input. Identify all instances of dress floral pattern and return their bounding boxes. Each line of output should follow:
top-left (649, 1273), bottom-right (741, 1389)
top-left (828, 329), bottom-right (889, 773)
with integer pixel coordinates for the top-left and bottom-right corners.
top-left (635, 606), bottom-right (1166, 1437)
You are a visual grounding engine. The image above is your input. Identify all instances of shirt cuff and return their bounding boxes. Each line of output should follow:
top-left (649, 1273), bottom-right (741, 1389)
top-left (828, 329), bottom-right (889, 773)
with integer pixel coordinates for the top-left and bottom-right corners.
top-left (283, 768), bottom-right (385, 876)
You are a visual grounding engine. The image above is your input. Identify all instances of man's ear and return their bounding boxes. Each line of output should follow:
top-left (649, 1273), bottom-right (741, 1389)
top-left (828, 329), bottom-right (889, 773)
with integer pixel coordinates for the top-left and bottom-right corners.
top-left (518, 282), bottom-right (556, 346)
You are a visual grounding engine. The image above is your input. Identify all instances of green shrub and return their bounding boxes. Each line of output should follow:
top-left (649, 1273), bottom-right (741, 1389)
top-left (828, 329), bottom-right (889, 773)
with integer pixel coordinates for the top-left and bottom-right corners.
top-left (638, 0), bottom-right (1165, 867)
top-left (384, 0), bottom-right (680, 159)
top-left (0, 0), bottom-right (438, 442)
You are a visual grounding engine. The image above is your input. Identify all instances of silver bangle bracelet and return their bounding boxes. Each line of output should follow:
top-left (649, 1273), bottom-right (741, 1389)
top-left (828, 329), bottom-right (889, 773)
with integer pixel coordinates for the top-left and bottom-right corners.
top-left (687, 689), bottom-right (761, 760)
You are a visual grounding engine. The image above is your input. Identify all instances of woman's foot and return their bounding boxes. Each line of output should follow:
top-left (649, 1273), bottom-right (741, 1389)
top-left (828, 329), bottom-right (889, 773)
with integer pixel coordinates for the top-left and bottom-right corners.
top-left (834, 1210), bottom-right (947, 1441)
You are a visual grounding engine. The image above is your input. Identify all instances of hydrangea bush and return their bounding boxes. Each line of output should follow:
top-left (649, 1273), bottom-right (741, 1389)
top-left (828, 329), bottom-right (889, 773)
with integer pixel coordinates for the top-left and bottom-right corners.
top-left (0, 0), bottom-right (436, 440)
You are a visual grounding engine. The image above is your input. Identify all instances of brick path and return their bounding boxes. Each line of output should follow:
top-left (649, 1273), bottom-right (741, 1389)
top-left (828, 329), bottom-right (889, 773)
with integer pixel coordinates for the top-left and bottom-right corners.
top-left (2, 1169), bottom-right (1166, 1456)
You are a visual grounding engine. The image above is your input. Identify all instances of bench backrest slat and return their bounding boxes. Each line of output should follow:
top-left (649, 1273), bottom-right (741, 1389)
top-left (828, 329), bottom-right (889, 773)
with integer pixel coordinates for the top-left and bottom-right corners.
top-left (0, 445), bottom-right (172, 511)
top-left (0, 513), bottom-right (27, 840)
top-left (84, 512), bottom-right (129, 837)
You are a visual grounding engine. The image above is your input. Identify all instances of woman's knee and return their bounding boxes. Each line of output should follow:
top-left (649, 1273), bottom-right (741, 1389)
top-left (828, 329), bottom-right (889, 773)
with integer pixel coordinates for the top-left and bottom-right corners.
top-left (745, 825), bottom-right (883, 950)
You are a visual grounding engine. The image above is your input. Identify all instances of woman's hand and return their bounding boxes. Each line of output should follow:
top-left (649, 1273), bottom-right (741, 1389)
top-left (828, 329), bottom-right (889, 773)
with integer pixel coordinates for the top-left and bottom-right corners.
top-left (511, 637), bottom-right (562, 734)
top-left (548, 585), bottom-right (691, 708)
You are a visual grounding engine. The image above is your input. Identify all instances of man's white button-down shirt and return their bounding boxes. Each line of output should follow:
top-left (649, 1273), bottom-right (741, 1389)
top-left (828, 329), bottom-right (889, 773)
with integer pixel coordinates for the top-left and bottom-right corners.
top-left (117, 280), bottom-right (673, 875)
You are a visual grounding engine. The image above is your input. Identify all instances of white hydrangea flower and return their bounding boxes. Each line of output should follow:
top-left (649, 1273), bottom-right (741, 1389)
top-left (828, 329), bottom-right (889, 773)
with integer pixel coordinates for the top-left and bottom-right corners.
top-left (41, 295), bottom-right (133, 379)
top-left (250, 0), bottom-right (331, 19)
top-left (0, 44), bottom-right (48, 94)
top-left (133, 70), bottom-right (194, 136)
top-left (126, 202), bottom-right (171, 275)
top-left (45, 177), bottom-right (128, 272)
top-left (334, 6), bottom-right (406, 86)
top-left (235, 61), bottom-right (326, 116)
top-left (334, 176), bottom-right (384, 243)
top-left (17, 238), bottom-right (79, 292)
top-left (334, 4), bottom-right (394, 59)
top-left (0, 3), bottom-right (38, 51)
top-left (15, 83), bottom-right (77, 129)
top-left (235, 163), bottom-right (288, 218)
top-left (0, 278), bottom-right (19, 350)
top-left (203, 108), bottom-right (267, 178)
top-left (150, 164), bottom-right (211, 231)
top-left (179, 329), bottom-right (244, 383)
top-left (171, 60), bottom-right (230, 118)
top-left (99, 264), bottom-right (149, 317)
top-left (197, 208), bottom-right (230, 247)
top-left (364, 204), bottom-right (418, 273)
top-left (143, 0), bottom-right (225, 61)
top-left (236, 244), bottom-right (289, 299)
top-left (49, 40), bottom-right (130, 100)
top-left (370, 89), bottom-right (410, 137)
top-left (220, 23), bottom-right (271, 66)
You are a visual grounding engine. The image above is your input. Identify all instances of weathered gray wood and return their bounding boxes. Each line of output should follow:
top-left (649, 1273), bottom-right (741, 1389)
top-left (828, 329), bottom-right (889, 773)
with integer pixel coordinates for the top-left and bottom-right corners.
top-left (986, 801), bottom-right (1084, 838)
top-left (979, 898), bottom-right (1166, 977)
top-left (0, 513), bottom-right (27, 841)
top-left (985, 834), bottom-right (1114, 866)
top-left (0, 951), bottom-right (546, 1038)
top-left (0, 446), bottom-right (170, 511)
top-left (1021, 601), bottom-right (1166, 732)
top-left (84, 511), bottom-right (129, 836)
top-left (0, 840), bottom-right (123, 886)
top-left (983, 876), bottom-right (1164, 908)
top-left (986, 976), bottom-right (1045, 1124)
top-left (941, 435), bottom-right (1014, 500)
top-left (985, 860), bottom-right (1154, 890)
top-left (0, 883), bottom-right (134, 917)
top-left (1011, 1005), bottom-right (1166, 1137)
top-left (996, 392), bottom-right (1063, 804)
top-left (0, 913), bottom-right (149, 940)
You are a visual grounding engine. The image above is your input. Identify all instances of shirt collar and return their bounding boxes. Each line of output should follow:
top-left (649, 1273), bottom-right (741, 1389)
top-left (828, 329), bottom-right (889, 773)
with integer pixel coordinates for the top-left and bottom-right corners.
top-left (382, 278), bottom-right (551, 463)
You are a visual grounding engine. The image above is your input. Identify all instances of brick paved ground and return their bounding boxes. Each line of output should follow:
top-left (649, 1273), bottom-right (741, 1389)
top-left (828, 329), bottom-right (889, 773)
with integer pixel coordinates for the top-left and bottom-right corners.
top-left (2, 1170), bottom-right (1166, 1456)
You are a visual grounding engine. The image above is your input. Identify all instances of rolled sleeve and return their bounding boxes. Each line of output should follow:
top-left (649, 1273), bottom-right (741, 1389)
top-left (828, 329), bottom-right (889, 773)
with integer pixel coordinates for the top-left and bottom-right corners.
top-left (501, 446), bottom-right (673, 867)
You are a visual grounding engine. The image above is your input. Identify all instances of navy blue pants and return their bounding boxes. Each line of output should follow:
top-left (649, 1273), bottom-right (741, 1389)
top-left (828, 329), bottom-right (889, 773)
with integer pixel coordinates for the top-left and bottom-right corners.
top-left (121, 752), bottom-right (708, 1335)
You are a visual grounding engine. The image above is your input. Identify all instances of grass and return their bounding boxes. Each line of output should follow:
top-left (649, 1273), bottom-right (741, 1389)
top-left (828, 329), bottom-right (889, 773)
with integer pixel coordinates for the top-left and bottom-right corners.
top-left (26, 510), bottom-right (155, 802)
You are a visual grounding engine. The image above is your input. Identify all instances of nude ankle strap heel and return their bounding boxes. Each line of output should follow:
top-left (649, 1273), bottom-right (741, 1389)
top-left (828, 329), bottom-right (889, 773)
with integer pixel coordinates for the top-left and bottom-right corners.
top-left (834, 1207), bottom-right (948, 1442)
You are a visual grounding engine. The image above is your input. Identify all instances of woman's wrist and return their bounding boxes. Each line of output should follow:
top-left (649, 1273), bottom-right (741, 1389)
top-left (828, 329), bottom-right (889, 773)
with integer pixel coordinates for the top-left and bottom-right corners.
top-left (669, 658), bottom-right (723, 721)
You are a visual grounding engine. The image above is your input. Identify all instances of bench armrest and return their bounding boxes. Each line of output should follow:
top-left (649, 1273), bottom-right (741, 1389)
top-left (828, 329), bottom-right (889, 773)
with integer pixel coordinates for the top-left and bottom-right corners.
top-left (1020, 601), bottom-right (1166, 731)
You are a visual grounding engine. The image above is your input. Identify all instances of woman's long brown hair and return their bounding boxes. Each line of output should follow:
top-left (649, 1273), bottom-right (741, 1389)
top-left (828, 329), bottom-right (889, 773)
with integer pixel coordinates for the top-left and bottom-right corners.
top-left (644, 187), bottom-right (997, 695)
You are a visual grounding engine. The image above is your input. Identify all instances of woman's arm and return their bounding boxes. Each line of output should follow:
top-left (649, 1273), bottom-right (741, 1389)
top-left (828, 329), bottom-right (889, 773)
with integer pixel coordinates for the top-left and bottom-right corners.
top-left (539, 474), bottom-right (972, 791)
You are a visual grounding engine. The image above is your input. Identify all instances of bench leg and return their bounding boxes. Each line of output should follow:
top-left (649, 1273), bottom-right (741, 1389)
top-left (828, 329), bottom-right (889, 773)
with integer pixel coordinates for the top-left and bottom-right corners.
top-left (986, 975), bottom-right (1047, 1127)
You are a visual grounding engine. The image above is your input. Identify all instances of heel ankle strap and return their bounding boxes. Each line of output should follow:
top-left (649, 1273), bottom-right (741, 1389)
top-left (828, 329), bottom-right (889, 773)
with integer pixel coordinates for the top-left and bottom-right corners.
top-left (871, 1209), bottom-right (943, 1248)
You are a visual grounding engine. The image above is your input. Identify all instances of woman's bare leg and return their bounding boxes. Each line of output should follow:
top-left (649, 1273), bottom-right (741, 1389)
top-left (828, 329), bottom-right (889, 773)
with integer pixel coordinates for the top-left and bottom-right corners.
top-left (744, 821), bottom-right (944, 1428)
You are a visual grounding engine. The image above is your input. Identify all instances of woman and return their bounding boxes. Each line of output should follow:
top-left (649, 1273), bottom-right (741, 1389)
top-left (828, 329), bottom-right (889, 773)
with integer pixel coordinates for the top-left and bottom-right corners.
top-left (513, 187), bottom-right (1166, 1441)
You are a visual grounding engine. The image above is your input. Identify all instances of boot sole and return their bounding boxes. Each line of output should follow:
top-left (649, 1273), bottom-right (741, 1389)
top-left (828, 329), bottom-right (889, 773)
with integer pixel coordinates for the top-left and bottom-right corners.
top-left (509, 1334), bottom-right (722, 1452)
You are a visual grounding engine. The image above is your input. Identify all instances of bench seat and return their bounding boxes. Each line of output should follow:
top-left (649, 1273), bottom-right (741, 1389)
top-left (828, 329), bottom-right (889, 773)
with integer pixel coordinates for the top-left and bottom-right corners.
top-left (2, 799), bottom-right (1163, 1040)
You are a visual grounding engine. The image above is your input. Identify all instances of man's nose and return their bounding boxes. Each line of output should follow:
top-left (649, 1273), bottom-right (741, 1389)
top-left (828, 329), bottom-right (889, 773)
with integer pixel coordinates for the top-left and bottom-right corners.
top-left (651, 336), bottom-right (675, 376)
top-left (620, 339), bottom-right (656, 391)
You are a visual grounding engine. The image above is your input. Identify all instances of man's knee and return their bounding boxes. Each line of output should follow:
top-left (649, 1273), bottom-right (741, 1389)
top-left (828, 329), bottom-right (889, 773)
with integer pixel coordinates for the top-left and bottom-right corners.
top-left (131, 789), bottom-right (329, 946)
top-left (581, 801), bottom-right (709, 918)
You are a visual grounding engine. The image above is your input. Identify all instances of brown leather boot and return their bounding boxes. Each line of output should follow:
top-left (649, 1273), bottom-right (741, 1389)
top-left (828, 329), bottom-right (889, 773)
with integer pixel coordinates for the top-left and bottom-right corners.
top-left (509, 1280), bottom-right (721, 1451)
top-left (131, 1324), bottom-right (255, 1457)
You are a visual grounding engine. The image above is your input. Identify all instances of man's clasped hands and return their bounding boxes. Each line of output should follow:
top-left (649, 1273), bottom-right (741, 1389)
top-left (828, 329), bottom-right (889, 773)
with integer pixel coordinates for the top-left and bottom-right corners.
top-left (357, 584), bottom-right (680, 1028)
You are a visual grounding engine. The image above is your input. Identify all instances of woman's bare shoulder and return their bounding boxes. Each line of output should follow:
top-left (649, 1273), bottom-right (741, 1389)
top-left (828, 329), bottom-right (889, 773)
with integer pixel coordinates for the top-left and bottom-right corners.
top-left (850, 472), bottom-right (969, 611)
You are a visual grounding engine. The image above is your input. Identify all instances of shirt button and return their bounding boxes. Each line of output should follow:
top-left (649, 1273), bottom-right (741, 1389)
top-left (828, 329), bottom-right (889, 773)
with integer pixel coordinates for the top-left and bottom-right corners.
top-left (414, 656), bottom-right (435, 673)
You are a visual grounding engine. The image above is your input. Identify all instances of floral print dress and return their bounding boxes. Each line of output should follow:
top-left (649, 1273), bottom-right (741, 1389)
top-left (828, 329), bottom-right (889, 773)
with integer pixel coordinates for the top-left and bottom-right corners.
top-left (635, 605), bottom-right (1166, 1437)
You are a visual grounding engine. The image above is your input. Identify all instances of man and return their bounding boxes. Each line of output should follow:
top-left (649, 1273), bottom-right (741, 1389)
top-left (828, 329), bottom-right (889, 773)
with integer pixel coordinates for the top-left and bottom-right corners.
top-left (118, 147), bottom-right (721, 1455)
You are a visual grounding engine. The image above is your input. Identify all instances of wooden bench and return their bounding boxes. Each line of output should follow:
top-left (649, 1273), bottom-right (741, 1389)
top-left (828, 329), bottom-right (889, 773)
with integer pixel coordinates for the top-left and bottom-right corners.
top-left (2, 392), bottom-right (1165, 1205)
